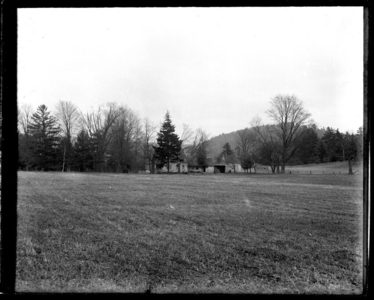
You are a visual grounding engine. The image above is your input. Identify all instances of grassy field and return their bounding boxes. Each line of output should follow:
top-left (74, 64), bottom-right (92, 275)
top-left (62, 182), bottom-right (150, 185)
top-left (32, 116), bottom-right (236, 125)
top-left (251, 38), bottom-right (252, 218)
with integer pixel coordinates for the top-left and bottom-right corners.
top-left (16, 171), bottom-right (363, 294)
top-left (285, 160), bottom-right (363, 175)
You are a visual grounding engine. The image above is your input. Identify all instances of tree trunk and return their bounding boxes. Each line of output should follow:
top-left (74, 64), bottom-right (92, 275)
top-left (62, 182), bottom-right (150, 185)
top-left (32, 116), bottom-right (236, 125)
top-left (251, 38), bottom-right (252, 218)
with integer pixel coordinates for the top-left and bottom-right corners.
top-left (62, 144), bottom-right (66, 172)
top-left (348, 157), bottom-right (353, 175)
top-left (151, 157), bottom-right (155, 174)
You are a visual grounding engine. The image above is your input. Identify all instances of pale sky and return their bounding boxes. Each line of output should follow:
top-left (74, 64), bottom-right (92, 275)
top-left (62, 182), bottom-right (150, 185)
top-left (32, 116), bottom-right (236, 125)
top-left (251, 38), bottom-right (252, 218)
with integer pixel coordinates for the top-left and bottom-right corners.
top-left (18, 7), bottom-right (364, 138)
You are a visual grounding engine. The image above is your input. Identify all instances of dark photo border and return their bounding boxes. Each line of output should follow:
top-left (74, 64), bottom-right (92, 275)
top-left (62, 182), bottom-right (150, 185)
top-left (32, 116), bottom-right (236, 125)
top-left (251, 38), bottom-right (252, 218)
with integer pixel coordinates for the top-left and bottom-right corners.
top-left (1, 0), bottom-right (371, 297)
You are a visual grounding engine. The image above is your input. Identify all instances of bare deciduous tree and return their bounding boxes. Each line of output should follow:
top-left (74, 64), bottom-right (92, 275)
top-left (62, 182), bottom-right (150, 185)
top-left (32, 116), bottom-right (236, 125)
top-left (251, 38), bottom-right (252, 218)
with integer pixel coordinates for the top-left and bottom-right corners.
top-left (132, 115), bottom-right (144, 172)
top-left (185, 128), bottom-right (210, 170)
top-left (109, 106), bottom-right (143, 173)
top-left (19, 104), bottom-right (33, 134)
top-left (236, 128), bottom-right (257, 173)
top-left (236, 128), bottom-right (257, 156)
top-left (141, 117), bottom-right (157, 173)
top-left (180, 123), bottom-right (194, 147)
top-left (80, 103), bottom-right (121, 172)
top-left (266, 94), bottom-right (311, 173)
top-left (18, 104), bottom-right (34, 170)
top-left (55, 100), bottom-right (80, 171)
top-left (250, 116), bottom-right (281, 173)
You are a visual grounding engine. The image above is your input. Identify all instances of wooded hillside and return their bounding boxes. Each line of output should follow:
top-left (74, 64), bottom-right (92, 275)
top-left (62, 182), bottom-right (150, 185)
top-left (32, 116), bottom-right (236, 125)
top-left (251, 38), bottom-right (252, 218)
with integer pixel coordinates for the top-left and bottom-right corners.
top-left (207, 125), bottom-right (327, 160)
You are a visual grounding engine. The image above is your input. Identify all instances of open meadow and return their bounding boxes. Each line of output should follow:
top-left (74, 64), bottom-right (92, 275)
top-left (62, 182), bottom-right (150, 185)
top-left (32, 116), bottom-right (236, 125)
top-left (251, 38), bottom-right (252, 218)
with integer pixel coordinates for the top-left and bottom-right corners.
top-left (285, 161), bottom-right (363, 175)
top-left (16, 171), bottom-right (364, 294)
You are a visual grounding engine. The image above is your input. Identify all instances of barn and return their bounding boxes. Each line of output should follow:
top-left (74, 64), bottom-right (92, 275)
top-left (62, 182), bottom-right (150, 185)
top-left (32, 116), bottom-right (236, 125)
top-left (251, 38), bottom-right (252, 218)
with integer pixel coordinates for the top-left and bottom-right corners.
top-left (214, 164), bottom-right (226, 173)
top-left (212, 163), bottom-right (242, 173)
top-left (158, 162), bottom-right (189, 173)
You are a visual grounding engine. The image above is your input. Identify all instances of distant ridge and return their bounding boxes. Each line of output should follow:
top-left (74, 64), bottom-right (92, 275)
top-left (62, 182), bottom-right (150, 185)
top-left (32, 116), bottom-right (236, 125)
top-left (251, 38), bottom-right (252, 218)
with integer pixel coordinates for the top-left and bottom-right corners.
top-left (207, 125), bottom-right (327, 160)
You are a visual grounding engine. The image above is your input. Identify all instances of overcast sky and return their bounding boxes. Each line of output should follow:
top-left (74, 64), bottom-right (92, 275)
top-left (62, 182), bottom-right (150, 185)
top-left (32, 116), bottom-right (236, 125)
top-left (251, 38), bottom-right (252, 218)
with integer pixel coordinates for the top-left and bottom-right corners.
top-left (18, 7), bottom-right (363, 138)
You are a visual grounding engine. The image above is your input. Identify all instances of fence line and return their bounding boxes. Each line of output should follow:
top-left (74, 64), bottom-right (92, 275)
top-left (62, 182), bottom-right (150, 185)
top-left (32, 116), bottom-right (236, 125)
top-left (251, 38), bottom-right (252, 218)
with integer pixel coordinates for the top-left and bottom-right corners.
top-left (217, 170), bottom-right (363, 175)
top-left (285, 170), bottom-right (363, 175)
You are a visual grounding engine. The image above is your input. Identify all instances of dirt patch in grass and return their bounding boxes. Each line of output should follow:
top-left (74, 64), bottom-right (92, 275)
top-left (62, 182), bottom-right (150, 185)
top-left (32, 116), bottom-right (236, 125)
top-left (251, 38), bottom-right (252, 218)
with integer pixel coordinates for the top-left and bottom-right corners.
top-left (16, 172), bottom-right (363, 294)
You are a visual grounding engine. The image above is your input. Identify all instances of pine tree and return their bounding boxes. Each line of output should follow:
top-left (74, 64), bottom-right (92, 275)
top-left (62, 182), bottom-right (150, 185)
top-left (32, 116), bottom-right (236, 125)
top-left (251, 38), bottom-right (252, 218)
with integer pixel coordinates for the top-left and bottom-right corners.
top-left (296, 127), bottom-right (319, 164)
top-left (335, 129), bottom-right (344, 161)
top-left (153, 111), bottom-right (182, 173)
top-left (29, 104), bottom-right (61, 171)
top-left (317, 139), bottom-right (327, 163)
top-left (321, 127), bottom-right (338, 162)
top-left (221, 142), bottom-right (233, 161)
top-left (221, 142), bottom-right (237, 164)
top-left (221, 142), bottom-right (237, 172)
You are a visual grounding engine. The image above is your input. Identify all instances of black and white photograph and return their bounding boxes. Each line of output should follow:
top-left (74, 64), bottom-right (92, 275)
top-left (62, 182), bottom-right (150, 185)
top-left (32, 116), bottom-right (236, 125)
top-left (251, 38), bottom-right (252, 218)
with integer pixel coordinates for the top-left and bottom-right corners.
top-left (6, 6), bottom-right (367, 294)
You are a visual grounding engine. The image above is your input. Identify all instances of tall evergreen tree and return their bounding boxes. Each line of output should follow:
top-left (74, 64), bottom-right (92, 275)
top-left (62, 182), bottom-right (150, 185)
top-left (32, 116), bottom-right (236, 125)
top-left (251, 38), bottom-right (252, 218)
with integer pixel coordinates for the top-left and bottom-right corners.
top-left (220, 142), bottom-right (233, 161)
top-left (28, 104), bottom-right (61, 171)
top-left (220, 142), bottom-right (237, 172)
top-left (321, 127), bottom-right (338, 162)
top-left (335, 129), bottom-right (345, 161)
top-left (153, 111), bottom-right (182, 173)
top-left (317, 139), bottom-right (327, 163)
top-left (296, 127), bottom-right (319, 164)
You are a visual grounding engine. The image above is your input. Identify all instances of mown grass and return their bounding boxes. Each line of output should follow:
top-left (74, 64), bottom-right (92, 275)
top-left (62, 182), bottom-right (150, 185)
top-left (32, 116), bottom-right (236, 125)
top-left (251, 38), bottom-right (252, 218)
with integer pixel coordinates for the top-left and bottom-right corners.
top-left (286, 160), bottom-right (363, 175)
top-left (16, 171), bottom-right (363, 294)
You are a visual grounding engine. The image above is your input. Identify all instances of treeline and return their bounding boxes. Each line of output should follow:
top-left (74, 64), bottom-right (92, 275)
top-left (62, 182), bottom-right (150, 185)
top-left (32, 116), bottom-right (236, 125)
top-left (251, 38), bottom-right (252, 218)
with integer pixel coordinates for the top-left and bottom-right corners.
top-left (230, 95), bottom-right (363, 173)
top-left (210, 124), bottom-right (362, 173)
top-left (314, 126), bottom-right (363, 164)
top-left (247, 124), bottom-right (363, 169)
top-left (17, 95), bottom-right (363, 174)
top-left (18, 101), bottom-right (157, 172)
